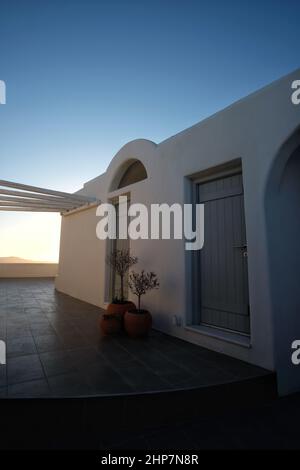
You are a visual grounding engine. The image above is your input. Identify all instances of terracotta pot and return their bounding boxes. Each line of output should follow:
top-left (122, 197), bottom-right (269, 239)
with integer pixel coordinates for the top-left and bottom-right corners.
top-left (106, 301), bottom-right (136, 317)
top-left (124, 309), bottom-right (152, 338)
top-left (100, 314), bottom-right (121, 335)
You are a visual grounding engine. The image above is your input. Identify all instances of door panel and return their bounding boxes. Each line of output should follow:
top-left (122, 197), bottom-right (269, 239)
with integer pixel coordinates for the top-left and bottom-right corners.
top-left (198, 174), bottom-right (250, 334)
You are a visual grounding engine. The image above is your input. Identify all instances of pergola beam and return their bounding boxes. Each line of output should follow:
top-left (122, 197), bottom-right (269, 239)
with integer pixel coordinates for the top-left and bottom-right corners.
top-left (0, 195), bottom-right (77, 208)
top-left (0, 201), bottom-right (67, 210)
top-left (0, 179), bottom-right (95, 203)
top-left (0, 188), bottom-right (84, 205)
top-left (0, 206), bottom-right (63, 212)
top-left (0, 179), bottom-right (100, 213)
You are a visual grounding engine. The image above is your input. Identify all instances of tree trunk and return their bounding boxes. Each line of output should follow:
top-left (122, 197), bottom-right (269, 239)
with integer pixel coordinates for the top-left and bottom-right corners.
top-left (138, 295), bottom-right (141, 312)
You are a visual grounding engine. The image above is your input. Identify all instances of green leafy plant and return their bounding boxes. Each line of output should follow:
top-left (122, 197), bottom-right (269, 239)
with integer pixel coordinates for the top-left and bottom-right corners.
top-left (128, 270), bottom-right (159, 312)
top-left (106, 249), bottom-right (138, 303)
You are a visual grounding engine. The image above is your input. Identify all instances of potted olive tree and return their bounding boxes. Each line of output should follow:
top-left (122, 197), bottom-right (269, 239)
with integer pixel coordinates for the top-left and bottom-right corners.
top-left (106, 249), bottom-right (138, 317)
top-left (100, 312), bottom-right (123, 335)
top-left (124, 270), bottom-right (159, 337)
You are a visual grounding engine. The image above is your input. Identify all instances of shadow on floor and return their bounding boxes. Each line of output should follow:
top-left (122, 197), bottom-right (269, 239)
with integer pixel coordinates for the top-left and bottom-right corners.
top-left (0, 278), bottom-right (273, 398)
top-left (0, 278), bottom-right (288, 450)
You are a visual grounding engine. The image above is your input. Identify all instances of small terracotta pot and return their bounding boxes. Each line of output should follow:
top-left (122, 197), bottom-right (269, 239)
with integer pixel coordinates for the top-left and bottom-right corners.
top-left (124, 309), bottom-right (152, 338)
top-left (106, 301), bottom-right (136, 317)
top-left (100, 314), bottom-right (121, 335)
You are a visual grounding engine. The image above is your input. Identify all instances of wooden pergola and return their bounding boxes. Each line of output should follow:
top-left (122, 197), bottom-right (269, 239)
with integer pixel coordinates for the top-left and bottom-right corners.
top-left (0, 180), bottom-right (98, 213)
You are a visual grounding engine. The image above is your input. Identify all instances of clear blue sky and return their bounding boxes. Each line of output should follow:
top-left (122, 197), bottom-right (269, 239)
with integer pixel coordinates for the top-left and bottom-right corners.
top-left (0, 0), bottom-right (299, 260)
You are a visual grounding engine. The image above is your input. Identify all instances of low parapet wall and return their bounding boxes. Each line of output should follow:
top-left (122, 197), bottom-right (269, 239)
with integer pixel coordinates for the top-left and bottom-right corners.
top-left (0, 263), bottom-right (58, 278)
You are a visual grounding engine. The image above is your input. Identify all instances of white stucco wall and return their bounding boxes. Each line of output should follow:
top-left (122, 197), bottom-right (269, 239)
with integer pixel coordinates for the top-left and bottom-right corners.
top-left (55, 69), bottom-right (300, 395)
top-left (56, 206), bottom-right (106, 306)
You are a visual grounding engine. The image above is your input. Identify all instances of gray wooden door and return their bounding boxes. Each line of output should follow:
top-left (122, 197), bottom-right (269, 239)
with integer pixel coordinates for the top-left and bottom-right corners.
top-left (198, 174), bottom-right (250, 334)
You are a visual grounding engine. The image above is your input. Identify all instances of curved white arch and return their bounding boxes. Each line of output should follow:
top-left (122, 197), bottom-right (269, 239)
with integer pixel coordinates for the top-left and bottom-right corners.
top-left (105, 139), bottom-right (157, 193)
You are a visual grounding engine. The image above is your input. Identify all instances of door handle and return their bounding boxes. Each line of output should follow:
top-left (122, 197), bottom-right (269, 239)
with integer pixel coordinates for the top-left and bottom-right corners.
top-left (233, 244), bottom-right (248, 258)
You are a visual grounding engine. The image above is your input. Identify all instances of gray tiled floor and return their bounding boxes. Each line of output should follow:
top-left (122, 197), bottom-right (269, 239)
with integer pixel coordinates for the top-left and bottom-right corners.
top-left (0, 278), bottom-right (270, 398)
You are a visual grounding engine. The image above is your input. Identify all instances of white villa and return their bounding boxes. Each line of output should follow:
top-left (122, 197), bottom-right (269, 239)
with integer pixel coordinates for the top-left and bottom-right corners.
top-left (2, 69), bottom-right (300, 397)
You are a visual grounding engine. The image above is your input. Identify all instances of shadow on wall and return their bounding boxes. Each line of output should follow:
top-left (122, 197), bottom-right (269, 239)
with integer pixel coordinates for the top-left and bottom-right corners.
top-left (265, 127), bottom-right (300, 395)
